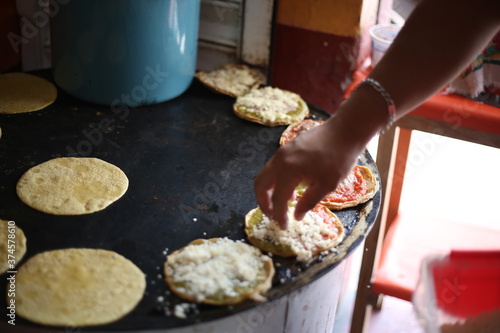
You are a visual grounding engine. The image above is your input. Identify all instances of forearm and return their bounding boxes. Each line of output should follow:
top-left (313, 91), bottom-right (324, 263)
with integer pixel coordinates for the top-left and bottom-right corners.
top-left (254, 0), bottom-right (500, 227)
top-left (334, 0), bottom-right (500, 143)
top-left (374, 0), bottom-right (499, 114)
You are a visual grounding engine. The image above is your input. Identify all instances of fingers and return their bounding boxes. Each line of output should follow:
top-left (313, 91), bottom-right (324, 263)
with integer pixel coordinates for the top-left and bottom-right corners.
top-left (293, 183), bottom-right (332, 221)
top-left (254, 155), bottom-right (300, 230)
top-left (254, 160), bottom-right (275, 218)
top-left (254, 120), bottom-right (347, 229)
top-left (270, 173), bottom-right (300, 230)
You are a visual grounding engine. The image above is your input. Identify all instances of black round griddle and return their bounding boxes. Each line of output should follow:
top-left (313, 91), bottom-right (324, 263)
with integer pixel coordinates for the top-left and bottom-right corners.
top-left (0, 71), bottom-right (381, 332)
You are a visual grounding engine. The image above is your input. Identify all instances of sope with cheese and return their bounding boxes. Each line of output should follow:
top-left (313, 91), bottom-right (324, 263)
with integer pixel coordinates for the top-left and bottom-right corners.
top-left (245, 203), bottom-right (345, 262)
top-left (233, 86), bottom-right (309, 126)
top-left (195, 64), bottom-right (264, 97)
top-left (164, 237), bottom-right (274, 306)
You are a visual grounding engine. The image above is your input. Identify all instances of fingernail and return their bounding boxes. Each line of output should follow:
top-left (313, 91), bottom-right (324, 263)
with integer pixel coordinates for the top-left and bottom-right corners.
top-left (280, 218), bottom-right (288, 230)
top-left (295, 212), bottom-right (305, 221)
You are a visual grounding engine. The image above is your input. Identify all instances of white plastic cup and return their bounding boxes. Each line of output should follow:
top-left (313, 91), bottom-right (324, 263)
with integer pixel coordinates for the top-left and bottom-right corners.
top-left (369, 24), bottom-right (401, 66)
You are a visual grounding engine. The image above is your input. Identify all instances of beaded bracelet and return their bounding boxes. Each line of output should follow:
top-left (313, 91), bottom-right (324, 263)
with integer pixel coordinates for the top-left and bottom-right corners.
top-left (357, 77), bottom-right (396, 133)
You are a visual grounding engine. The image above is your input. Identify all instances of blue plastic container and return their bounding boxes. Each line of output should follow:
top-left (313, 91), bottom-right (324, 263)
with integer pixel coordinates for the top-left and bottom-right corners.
top-left (51, 0), bottom-right (200, 106)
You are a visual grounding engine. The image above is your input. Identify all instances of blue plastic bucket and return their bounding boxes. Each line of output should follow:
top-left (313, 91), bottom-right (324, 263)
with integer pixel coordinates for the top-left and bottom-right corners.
top-left (51, 0), bottom-right (200, 106)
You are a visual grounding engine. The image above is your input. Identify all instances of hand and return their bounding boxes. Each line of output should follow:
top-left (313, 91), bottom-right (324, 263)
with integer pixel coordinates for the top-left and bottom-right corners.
top-left (254, 116), bottom-right (366, 229)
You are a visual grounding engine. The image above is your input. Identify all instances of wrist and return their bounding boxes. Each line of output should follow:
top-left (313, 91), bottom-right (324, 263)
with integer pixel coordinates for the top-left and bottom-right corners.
top-left (331, 83), bottom-right (393, 148)
top-left (358, 78), bottom-right (396, 133)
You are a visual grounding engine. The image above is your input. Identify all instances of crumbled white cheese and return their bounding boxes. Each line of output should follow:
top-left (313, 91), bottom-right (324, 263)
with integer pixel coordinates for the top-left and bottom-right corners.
top-left (252, 206), bottom-right (340, 262)
top-left (167, 238), bottom-right (267, 302)
top-left (174, 303), bottom-right (188, 319)
top-left (237, 87), bottom-right (301, 122)
top-left (204, 66), bottom-right (260, 95)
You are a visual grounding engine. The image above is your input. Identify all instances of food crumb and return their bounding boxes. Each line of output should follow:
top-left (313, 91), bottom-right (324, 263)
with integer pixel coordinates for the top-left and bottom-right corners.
top-left (174, 303), bottom-right (194, 319)
top-left (174, 305), bottom-right (186, 319)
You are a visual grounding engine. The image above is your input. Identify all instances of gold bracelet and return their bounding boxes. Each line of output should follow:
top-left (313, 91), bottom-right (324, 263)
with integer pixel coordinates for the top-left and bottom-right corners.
top-left (357, 77), bottom-right (396, 133)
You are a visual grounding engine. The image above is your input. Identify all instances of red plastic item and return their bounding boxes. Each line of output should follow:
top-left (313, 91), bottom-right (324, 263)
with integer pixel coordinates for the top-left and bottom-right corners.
top-left (414, 250), bottom-right (500, 332)
top-left (432, 250), bottom-right (500, 318)
top-left (372, 214), bottom-right (500, 302)
top-left (346, 68), bottom-right (500, 136)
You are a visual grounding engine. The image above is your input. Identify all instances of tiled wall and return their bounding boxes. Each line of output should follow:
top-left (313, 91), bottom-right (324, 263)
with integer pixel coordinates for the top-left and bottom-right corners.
top-left (270, 0), bottom-right (378, 114)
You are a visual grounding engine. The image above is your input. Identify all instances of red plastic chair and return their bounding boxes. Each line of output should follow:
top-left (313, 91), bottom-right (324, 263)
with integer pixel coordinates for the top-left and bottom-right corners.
top-left (347, 68), bottom-right (500, 333)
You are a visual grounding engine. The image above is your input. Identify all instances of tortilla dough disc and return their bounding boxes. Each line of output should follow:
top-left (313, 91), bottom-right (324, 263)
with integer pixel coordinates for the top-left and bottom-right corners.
top-left (16, 157), bottom-right (129, 215)
top-left (0, 72), bottom-right (57, 114)
top-left (195, 63), bottom-right (264, 97)
top-left (12, 248), bottom-right (146, 327)
top-left (0, 219), bottom-right (27, 274)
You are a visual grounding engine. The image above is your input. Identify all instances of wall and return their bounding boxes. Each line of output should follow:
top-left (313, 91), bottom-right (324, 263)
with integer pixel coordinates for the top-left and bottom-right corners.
top-left (0, 0), bottom-right (21, 72)
top-left (270, 0), bottom-right (379, 114)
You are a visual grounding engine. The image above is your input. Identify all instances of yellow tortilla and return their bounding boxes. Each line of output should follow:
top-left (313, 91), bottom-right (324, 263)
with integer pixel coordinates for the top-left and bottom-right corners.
top-left (12, 248), bottom-right (146, 327)
top-left (0, 72), bottom-right (57, 114)
top-left (16, 157), bottom-right (129, 215)
top-left (0, 219), bottom-right (27, 274)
